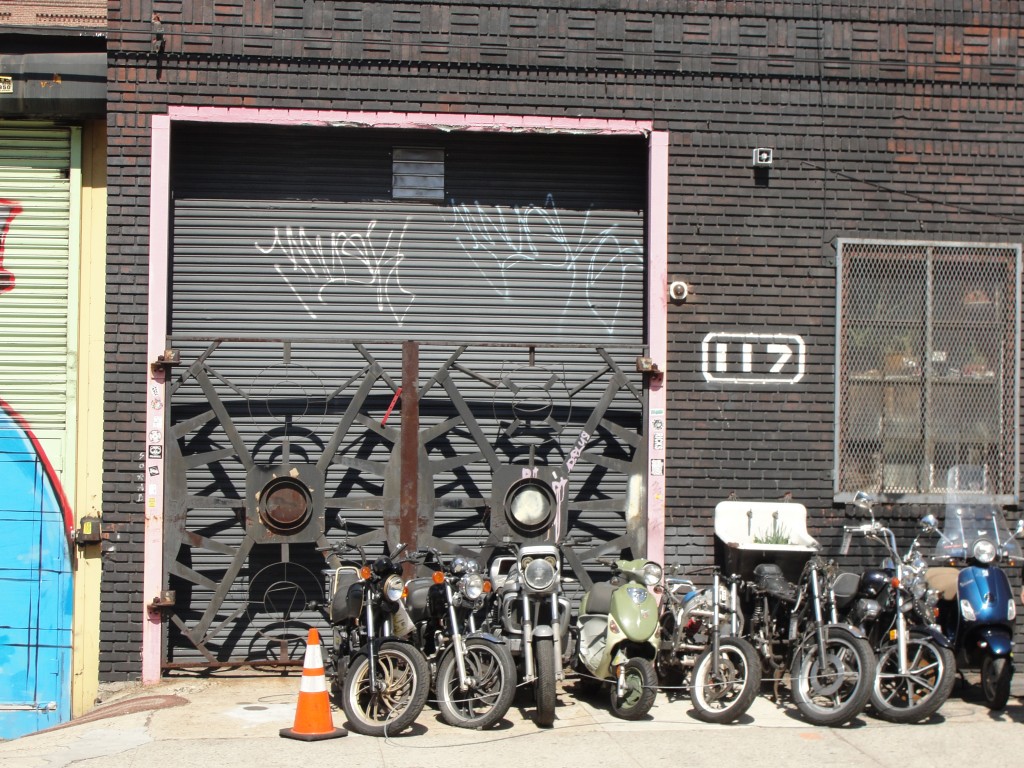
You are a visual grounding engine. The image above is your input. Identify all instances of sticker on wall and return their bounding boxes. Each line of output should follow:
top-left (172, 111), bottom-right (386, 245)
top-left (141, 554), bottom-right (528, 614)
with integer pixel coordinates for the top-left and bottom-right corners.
top-left (701, 332), bottom-right (806, 384)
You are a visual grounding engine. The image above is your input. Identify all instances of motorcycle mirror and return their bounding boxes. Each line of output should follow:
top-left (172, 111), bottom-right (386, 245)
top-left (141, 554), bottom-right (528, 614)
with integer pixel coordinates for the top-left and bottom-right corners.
top-left (853, 490), bottom-right (873, 512)
top-left (1014, 519), bottom-right (1024, 538)
top-left (920, 513), bottom-right (938, 532)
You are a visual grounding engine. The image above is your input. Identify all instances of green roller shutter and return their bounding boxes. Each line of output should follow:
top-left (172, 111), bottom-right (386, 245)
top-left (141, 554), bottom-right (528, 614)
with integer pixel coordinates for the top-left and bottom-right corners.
top-left (0, 122), bottom-right (78, 490)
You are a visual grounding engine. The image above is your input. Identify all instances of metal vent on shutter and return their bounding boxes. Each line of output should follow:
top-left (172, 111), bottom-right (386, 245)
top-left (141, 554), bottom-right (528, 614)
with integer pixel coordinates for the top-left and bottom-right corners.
top-left (392, 147), bottom-right (444, 201)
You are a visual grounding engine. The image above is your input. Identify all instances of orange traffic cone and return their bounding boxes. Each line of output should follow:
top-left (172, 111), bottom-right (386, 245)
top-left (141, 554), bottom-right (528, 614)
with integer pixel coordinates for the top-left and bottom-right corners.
top-left (280, 627), bottom-right (347, 741)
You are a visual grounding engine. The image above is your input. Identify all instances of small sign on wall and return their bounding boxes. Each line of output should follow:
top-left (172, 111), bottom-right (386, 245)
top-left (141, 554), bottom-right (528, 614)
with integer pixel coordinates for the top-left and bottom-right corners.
top-left (701, 332), bottom-right (806, 384)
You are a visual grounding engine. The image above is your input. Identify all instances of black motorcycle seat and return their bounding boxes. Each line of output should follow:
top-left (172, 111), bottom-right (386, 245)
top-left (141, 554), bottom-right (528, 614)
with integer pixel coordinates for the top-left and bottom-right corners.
top-left (753, 563), bottom-right (798, 601)
top-left (582, 581), bottom-right (615, 616)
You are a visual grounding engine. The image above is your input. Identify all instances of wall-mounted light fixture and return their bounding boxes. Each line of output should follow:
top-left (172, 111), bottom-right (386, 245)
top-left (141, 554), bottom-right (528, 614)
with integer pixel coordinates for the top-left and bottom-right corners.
top-left (752, 148), bottom-right (773, 167)
top-left (668, 280), bottom-right (689, 302)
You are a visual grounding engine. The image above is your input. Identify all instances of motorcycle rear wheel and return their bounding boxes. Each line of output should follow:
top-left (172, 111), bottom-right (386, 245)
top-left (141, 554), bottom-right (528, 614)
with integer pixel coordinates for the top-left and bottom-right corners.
top-left (436, 638), bottom-right (517, 730)
top-left (608, 657), bottom-right (658, 720)
top-left (870, 638), bottom-right (955, 723)
top-left (341, 641), bottom-right (430, 736)
top-left (980, 655), bottom-right (1012, 710)
top-left (533, 635), bottom-right (557, 727)
top-left (791, 627), bottom-right (875, 727)
top-left (689, 637), bottom-right (762, 724)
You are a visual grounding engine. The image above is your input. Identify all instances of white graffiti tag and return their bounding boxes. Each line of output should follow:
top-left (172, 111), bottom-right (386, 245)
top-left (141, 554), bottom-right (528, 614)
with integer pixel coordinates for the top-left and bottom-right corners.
top-left (255, 221), bottom-right (415, 325)
top-left (451, 195), bottom-right (642, 332)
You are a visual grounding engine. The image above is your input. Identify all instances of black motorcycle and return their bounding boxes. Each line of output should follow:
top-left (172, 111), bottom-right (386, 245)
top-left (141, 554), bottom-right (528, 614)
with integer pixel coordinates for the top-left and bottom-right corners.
top-left (318, 541), bottom-right (430, 736)
top-left (841, 492), bottom-right (955, 723)
top-left (742, 555), bottom-right (876, 726)
top-left (405, 548), bottom-right (517, 729)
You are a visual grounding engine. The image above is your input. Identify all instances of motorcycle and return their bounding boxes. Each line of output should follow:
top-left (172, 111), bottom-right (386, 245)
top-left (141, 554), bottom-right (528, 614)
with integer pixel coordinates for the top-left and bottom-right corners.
top-left (488, 542), bottom-right (571, 727)
top-left (405, 548), bottom-right (517, 729)
top-left (655, 565), bottom-right (762, 724)
top-left (921, 465), bottom-right (1023, 710)
top-left (840, 492), bottom-right (956, 723)
top-left (318, 541), bottom-right (430, 736)
top-left (741, 555), bottom-right (876, 726)
top-left (571, 558), bottom-right (662, 720)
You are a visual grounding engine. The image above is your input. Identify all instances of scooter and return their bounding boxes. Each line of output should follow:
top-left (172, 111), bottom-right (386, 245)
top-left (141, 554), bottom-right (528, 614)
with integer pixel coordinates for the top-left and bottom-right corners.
top-left (921, 465), bottom-right (1024, 710)
top-left (572, 558), bottom-right (662, 720)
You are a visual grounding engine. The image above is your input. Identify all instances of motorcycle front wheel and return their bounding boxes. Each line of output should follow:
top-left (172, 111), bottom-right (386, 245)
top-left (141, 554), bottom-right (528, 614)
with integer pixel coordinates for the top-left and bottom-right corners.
top-left (689, 637), bottom-right (762, 724)
top-left (608, 656), bottom-right (658, 720)
top-left (533, 635), bottom-right (557, 727)
top-left (980, 654), bottom-right (1012, 710)
top-left (341, 641), bottom-right (430, 736)
top-left (870, 637), bottom-right (955, 723)
top-left (436, 638), bottom-right (517, 730)
top-left (791, 627), bottom-right (875, 727)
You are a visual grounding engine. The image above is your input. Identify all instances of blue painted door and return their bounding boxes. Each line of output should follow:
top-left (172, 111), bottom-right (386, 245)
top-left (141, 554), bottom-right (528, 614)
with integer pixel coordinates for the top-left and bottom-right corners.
top-left (0, 400), bottom-right (73, 740)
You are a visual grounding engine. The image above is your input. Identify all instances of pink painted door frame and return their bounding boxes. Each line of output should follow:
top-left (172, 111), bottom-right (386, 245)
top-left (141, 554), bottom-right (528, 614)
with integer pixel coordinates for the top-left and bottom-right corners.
top-left (143, 108), bottom-right (669, 681)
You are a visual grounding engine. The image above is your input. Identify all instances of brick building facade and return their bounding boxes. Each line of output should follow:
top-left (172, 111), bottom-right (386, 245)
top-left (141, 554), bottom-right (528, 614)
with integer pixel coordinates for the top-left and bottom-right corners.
top-left (103, 2), bottom-right (1024, 681)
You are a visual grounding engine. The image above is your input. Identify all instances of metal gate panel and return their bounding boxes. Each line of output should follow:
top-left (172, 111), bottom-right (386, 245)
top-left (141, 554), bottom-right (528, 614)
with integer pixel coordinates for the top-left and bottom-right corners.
top-left (163, 125), bottom-right (648, 666)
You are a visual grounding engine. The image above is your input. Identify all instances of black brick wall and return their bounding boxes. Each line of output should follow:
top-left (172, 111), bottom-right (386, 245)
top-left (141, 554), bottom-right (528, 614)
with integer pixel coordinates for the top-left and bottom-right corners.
top-left (103, 1), bottom-right (1024, 679)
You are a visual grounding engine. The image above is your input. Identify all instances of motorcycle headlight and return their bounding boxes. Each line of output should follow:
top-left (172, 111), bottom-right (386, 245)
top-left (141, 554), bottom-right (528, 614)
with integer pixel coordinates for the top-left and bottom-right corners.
top-left (972, 539), bottom-right (996, 564)
top-left (461, 573), bottom-right (485, 600)
top-left (523, 556), bottom-right (557, 592)
top-left (642, 561), bottom-right (663, 587)
top-left (383, 574), bottom-right (405, 602)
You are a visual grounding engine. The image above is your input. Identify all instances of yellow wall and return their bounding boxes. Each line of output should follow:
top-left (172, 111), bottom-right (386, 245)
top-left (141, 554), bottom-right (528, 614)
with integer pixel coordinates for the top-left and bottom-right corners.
top-left (72, 119), bottom-right (106, 716)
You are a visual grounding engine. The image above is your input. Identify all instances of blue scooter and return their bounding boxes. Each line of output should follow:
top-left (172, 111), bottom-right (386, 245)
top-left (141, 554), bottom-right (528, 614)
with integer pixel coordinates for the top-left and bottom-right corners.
top-left (922, 466), bottom-right (1023, 709)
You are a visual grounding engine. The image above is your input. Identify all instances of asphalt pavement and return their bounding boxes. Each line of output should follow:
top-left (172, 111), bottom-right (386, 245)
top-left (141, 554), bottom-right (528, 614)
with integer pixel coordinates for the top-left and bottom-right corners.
top-left (2, 672), bottom-right (1024, 768)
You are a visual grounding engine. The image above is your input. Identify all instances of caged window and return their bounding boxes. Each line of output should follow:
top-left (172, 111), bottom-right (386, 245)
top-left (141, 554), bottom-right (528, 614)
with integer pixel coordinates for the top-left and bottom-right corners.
top-left (835, 240), bottom-right (1021, 504)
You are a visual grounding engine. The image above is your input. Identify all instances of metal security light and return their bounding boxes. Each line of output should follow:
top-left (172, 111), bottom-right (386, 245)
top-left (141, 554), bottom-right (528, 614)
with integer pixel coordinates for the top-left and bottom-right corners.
top-left (504, 478), bottom-right (556, 536)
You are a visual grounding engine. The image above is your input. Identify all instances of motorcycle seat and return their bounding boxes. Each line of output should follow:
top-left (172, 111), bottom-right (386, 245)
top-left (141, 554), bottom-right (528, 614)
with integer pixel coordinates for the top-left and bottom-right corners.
top-left (926, 567), bottom-right (958, 601)
top-left (581, 581), bottom-right (615, 616)
top-left (753, 563), bottom-right (798, 602)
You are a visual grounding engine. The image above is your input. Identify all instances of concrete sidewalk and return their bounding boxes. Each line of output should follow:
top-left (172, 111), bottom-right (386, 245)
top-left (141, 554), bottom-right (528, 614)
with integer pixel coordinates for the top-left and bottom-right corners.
top-left (3, 673), bottom-right (1023, 768)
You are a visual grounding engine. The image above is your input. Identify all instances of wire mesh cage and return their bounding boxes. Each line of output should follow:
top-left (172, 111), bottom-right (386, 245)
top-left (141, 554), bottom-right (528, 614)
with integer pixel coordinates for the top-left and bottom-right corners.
top-left (836, 240), bottom-right (1021, 502)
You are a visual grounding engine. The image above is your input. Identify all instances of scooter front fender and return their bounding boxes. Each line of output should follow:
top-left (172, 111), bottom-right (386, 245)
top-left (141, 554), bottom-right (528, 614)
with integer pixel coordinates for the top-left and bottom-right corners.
top-left (972, 626), bottom-right (1013, 658)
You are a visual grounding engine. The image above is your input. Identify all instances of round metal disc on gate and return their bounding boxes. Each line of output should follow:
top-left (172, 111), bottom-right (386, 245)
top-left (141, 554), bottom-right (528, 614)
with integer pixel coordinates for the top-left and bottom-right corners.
top-left (258, 477), bottom-right (313, 535)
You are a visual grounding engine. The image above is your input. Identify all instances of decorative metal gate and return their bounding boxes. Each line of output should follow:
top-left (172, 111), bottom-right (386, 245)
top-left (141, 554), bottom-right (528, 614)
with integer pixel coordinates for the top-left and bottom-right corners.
top-left (159, 123), bottom-right (650, 667)
top-left (160, 337), bottom-right (647, 666)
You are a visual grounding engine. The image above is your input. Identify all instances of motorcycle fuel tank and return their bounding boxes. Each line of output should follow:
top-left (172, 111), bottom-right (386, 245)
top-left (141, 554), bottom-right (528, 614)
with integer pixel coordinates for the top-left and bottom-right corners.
top-left (610, 584), bottom-right (658, 642)
top-left (957, 565), bottom-right (1015, 626)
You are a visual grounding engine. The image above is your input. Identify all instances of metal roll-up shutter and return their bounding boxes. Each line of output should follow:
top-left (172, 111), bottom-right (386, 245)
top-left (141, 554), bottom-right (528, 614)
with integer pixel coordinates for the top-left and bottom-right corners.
top-left (0, 124), bottom-right (76, 468)
top-left (163, 124), bottom-right (648, 666)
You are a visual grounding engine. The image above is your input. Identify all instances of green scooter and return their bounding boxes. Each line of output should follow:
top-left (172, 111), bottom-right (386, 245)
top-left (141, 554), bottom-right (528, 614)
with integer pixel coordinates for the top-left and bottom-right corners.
top-left (572, 558), bottom-right (662, 719)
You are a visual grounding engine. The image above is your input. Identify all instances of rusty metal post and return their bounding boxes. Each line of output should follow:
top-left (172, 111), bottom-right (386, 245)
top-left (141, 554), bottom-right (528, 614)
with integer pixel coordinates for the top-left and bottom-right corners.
top-left (400, 341), bottom-right (420, 565)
